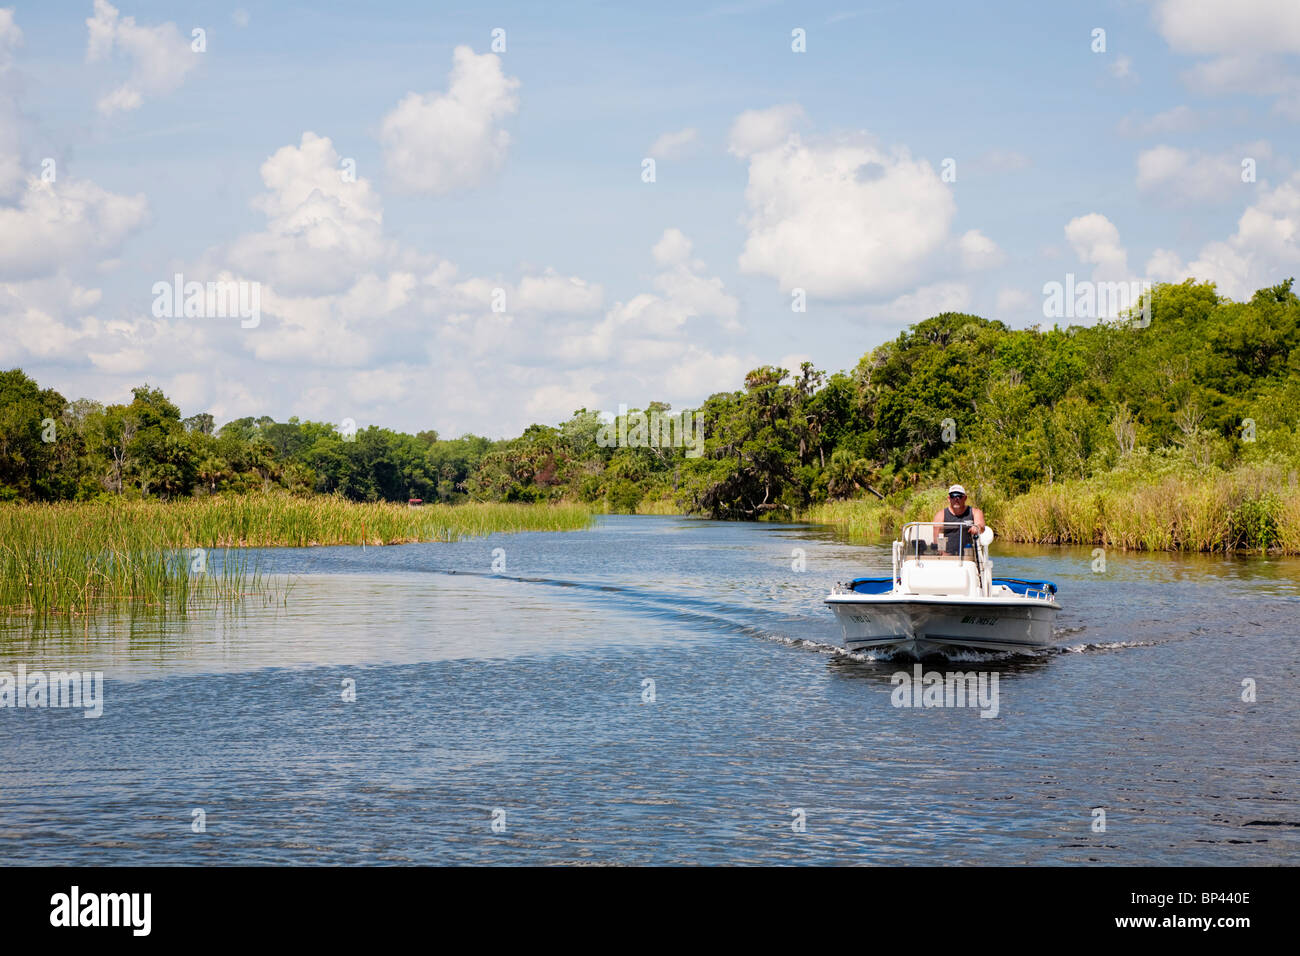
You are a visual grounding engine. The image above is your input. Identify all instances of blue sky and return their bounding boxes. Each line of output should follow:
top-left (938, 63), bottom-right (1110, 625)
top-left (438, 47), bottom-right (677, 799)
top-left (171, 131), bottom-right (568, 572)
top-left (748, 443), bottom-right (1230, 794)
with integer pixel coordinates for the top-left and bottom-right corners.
top-left (3, 1), bottom-right (1299, 436)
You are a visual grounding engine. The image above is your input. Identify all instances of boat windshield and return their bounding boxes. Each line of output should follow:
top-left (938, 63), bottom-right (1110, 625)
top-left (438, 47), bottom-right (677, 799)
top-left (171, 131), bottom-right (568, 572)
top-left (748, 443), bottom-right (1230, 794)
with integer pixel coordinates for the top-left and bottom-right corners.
top-left (900, 521), bottom-right (979, 558)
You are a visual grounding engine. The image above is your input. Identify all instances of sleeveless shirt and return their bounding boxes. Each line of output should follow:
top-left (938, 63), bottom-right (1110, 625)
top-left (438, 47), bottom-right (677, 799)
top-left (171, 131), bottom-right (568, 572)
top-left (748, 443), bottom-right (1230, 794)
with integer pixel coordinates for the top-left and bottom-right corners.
top-left (942, 505), bottom-right (974, 554)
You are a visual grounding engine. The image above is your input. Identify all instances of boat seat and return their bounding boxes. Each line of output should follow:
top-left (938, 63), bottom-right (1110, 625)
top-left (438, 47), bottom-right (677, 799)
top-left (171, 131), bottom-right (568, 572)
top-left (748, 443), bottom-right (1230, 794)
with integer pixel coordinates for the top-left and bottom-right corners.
top-left (901, 560), bottom-right (979, 596)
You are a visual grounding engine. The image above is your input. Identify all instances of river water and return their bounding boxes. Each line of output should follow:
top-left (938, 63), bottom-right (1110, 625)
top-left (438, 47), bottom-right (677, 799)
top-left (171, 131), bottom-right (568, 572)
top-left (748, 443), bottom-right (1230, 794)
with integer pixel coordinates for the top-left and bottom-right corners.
top-left (1, 515), bottom-right (1296, 864)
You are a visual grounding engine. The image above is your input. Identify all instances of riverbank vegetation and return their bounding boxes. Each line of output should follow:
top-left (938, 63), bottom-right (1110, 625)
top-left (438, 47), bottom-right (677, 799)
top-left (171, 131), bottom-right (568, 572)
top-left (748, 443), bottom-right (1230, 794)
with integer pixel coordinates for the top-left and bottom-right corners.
top-left (0, 499), bottom-right (593, 616)
top-left (2, 278), bottom-right (1298, 552)
top-left (803, 460), bottom-right (1300, 553)
top-left (0, 503), bottom-right (258, 617)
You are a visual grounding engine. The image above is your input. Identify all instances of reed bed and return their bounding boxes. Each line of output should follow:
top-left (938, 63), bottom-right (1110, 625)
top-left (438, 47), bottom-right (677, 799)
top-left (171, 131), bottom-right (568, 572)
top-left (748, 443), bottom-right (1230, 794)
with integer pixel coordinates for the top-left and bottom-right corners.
top-left (0, 497), bottom-right (593, 617)
top-left (802, 463), bottom-right (1300, 554)
top-left (800, 487), bottom-right (951, 539)
top-left (799, 498), bottom-right (900, 538)
top-left (635, 497), bottom-right (685, 515)
top-left (995, 463), bottom-right (1297, 553)
top-left (0, 514), bottom-right (261, 618)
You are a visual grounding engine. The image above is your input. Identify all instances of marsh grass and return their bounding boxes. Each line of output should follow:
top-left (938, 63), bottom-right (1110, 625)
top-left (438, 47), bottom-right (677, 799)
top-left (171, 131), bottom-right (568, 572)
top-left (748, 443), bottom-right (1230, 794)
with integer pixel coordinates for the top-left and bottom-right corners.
top-left (801, 463), bottom-right (1300, 554)
top-left (800, 498), bottom-right (899, 538)
top-left (0, 517), bottom-right (262, 619)
top-left (635, 497), bottom-right (685, 515)
top-left (0, 497), bottom-right (593, 618)
top-left (996, 463), bottom-right (1298, 553)
top-left (800, 486), bottom-right (951, 539)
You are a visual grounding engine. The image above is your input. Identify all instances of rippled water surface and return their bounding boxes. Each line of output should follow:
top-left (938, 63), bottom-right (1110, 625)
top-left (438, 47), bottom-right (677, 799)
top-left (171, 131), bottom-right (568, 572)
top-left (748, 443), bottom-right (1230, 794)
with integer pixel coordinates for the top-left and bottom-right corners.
top-left (2, 515), bottom-right (1297, 864)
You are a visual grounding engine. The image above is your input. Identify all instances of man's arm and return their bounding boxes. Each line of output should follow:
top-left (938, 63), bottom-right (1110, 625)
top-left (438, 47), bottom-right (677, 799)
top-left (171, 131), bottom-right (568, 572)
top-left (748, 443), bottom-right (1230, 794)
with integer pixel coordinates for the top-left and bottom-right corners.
top-left (972, 507), bottom-right (986, 535)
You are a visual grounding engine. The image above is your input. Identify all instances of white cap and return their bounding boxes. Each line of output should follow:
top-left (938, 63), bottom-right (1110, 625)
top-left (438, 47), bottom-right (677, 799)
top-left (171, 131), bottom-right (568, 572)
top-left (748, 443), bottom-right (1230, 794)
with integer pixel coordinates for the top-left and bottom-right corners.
top-left (948, 484), bottom-right (967, 496)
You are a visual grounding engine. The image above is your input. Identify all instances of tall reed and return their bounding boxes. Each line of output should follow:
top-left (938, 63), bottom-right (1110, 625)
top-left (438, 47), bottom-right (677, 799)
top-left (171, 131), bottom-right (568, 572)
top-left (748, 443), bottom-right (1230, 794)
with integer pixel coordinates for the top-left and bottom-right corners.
top-left (996, 463), bottom-right (1296, 553)
top-left (0, 497), bottom-right (593, 617)
top-left (0, 507), bottom-right (258, 617)
top-left (803, 463), bottom-right (1300, 553)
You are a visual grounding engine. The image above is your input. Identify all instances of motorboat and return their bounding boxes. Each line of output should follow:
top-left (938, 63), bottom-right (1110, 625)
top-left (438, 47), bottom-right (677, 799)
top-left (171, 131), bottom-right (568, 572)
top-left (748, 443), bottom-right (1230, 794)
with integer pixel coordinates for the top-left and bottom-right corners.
top-left (825, 521), bottom-right (1059, 657)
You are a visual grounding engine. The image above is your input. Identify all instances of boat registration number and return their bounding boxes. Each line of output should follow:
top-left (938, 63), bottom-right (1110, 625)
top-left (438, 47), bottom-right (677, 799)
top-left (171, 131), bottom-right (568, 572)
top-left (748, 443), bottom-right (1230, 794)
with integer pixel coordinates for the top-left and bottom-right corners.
top-left (847, 613), bottom-right (872, 623)
top-left (961, 615), bottom-right (998, 626)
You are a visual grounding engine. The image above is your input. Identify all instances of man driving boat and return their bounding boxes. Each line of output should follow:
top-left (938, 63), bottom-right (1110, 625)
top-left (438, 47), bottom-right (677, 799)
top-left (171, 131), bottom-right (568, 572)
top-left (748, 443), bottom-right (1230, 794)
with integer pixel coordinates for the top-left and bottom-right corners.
top-left (931, 484), bottom-right (985, 555)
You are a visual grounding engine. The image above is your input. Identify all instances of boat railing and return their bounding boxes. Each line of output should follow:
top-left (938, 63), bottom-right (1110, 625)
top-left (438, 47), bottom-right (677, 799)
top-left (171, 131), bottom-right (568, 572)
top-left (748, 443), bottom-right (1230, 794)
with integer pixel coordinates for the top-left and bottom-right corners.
top-left (898, 521), bottom-right (982, 555)
top-left (893, 521), bottom-right (992, 595)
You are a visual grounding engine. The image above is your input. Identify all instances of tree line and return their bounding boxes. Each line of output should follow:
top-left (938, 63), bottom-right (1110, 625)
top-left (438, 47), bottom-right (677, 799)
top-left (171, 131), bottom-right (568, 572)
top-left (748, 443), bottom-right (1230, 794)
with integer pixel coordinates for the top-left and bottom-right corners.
top-left (3, 279), bottom-right (1297, 514)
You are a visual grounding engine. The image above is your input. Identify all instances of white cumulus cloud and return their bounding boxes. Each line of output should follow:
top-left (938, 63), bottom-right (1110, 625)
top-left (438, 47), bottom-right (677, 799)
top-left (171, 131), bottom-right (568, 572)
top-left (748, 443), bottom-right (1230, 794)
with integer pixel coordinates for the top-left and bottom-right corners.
top-left (859, 281), bottom-right (971, 325)
top-left (512, 270), bottom-right (604, 314)
top-left (1152, 1), bottom-right (1300, 117)
top-left (1153, 0), bottom-right (1300, 55)
top-left (1065, 213), bottom-right (1129, 281)
top-left (603, 228), bottom-right (739, 337)
top-left (0, 7), bottom-right (25, 200)
top-left (85, 0), bottom-right (199, 116)
top-left (0, 178), bottom-right (148, 280)
top-left (648, 127), bottom-right (698, 159)
top-left (1137, 143), bottom-right (1267, 204)
top-left (736, 133), bottom-right (956, 298)
top-left (0, 8), bottom-right (20, 54)
top-left (959, 229), bottom-right (1006, 271)
top-left (226, 132), bottom-right (389, 296)
top-left (727, 104), bottom-right (805, 157)
top-left (652, 227), bottom-right (693, 266)
top-left (1147, 170), bottom-right (1300, 299)
top-left (379, 46), bottom-right (520, 195)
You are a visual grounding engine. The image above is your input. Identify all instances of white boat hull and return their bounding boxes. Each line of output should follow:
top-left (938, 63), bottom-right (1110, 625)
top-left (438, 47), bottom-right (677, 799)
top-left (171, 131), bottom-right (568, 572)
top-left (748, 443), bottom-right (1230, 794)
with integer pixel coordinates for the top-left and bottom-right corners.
top-left (825, 595), bottom-right (1059, 656)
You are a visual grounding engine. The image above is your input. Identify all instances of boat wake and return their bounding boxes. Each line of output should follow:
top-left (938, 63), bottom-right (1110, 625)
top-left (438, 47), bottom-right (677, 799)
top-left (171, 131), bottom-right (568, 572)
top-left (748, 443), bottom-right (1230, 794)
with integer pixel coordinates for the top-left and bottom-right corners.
top-left (739, 630), bottom-right (1059, 666)
top-left (432, 567), bottom-right (839, 645)
top-left (425, 567), bottom-right (1151, 664)
top-left (1055, 639), bottom-right (1160, 654)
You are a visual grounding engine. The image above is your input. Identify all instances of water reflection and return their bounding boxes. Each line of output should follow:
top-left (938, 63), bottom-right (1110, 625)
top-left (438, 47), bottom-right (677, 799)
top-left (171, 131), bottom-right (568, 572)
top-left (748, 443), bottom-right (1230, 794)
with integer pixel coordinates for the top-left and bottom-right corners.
top-left (827, 650), bottom-right (1057, 686)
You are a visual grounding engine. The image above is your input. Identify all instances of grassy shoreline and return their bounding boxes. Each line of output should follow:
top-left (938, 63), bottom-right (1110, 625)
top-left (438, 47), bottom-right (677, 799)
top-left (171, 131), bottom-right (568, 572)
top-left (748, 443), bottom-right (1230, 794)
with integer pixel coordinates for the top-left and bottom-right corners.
top-left (0, 497), bottom-right (594, 617)
top-left (799, 462), bottom-right (1300, 554)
